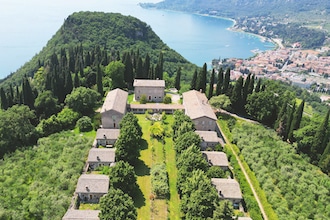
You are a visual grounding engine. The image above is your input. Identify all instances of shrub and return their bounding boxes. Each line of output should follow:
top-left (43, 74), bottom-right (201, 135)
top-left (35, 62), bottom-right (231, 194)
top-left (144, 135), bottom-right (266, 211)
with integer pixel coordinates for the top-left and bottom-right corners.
top-left (76, 116), bottom-right (93, 132)
top-left (151, 163), bottom-right (169, 198)
top-left (140, 94), bottom-right (147, 104)
top-left (163, 95), bottom-right (172, 104)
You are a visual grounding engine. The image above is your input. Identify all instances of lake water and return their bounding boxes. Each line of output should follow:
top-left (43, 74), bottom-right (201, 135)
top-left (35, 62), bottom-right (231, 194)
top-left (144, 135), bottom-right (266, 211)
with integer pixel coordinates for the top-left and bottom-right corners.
top-left (0, 0), bottom-right (274, 79)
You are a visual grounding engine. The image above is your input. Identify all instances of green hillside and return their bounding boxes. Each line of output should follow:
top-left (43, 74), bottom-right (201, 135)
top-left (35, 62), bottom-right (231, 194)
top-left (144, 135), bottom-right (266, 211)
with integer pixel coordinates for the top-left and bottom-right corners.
top-left (0, 11), bottom-right (196, 88)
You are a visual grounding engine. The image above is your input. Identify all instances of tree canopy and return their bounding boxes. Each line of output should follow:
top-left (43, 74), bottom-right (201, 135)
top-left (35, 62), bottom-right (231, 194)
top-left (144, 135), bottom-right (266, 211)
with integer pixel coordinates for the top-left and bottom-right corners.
top-left (99, 188), bottom-right (137, 220)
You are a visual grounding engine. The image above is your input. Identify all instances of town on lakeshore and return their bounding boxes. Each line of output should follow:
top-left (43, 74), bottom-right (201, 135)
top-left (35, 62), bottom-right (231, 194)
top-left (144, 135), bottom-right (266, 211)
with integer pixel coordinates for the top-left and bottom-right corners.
top-left (213, 42), bottom-right (330, 97)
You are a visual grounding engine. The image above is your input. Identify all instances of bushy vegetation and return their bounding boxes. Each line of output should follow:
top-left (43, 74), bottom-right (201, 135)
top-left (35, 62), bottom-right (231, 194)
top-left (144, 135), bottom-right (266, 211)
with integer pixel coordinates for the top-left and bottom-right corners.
top-left (0, 131), bottom-right (92, 219)
top-left (232, 122), bottom-right (330, 219)
top-left (151, 163), bottom-right (169, 198)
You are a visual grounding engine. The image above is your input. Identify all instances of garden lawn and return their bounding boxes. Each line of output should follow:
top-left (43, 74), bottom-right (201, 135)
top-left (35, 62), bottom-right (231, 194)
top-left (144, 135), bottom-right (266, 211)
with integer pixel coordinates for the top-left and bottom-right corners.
top-left (135, 114), bottom-right (180, 220)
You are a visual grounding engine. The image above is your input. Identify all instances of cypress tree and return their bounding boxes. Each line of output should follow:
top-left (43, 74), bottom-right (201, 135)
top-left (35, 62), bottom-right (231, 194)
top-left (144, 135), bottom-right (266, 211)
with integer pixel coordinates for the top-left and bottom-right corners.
top-left (288, 100), bottom-right (305, 142)
top-left (96, 65), bottom-right (104, 96)
top-left (208, 68), bottom-right (215, 99)
top-left (123, 52), bottom-right (134, 89)
top-left (157, 52), bottom-right (164, 80)
top-left (68, 47), bottom-right (75, 73)
top-left (135, 57), bottom-right (144, 79)
top-left (242, 73), bottom-right (251, 105)
top-left (175, 66), bottom-right (182, 91)
top-left (197, 63), bottom-right (207, 93)
top-left (248, 74), bottom-right (255, 94)
top-left (255, 78), bottom-right (261, 93)
top-left (0, 88), bottom-right (8, 110)
top-left (285, 102), bottom-right (296, 141)
top-left (216, 68), bottom-right (223, 95)
top-left (276, 105), bottom-right (289, 140)
top-left (15, 86), bottom-right (21, 105)
top-left (311, 109), bottom-right (330, 160)
top-left (74, 72), bottom-right (80, 88)
top-left (64, 71), bottom-right (73, 97)
top-left (190, 69), bottom-right (198, 90)
top-left (144, 53), bottom-right (150, 78)
top-left (230, 76), bottom-right (243, 112)
top-left (22, 77), bottom-right (35, 109)
top-left (223, 68), bottom-right (230, 94)
top-left (319, 141), bottom-right (330, 173)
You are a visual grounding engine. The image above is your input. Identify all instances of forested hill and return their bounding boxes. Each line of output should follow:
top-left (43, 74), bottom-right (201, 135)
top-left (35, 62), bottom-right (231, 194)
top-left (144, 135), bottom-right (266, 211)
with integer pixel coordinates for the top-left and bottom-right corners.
top-left (0, 12), bottom-right (194, 88)
top-left (141, 0), bottom-right (330, 18)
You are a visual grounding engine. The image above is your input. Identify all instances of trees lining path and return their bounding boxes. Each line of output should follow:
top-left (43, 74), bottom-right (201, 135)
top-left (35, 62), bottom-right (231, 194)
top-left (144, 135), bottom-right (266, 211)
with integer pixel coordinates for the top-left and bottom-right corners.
top-left (216, 121), bottom-right (268, 220)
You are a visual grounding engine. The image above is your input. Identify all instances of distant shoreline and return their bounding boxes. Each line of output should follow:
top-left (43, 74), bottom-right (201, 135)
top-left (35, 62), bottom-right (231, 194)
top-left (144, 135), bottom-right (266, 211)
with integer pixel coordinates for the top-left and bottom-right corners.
top-left (158, 9), bottom-right (277, 51)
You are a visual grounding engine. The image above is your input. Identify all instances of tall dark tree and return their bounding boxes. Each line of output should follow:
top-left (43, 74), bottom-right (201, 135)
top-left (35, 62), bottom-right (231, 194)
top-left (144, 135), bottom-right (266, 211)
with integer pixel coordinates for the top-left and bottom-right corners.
top-left (96, 64), bottom-right (103, 96)
top-left (216, 67), bottom-right (224, 95)
top-left (196, 63), bottom-right (207, 93)
top-left (157, 51), bottom-right (164, 80)
top-left (174, 66), bottom-right (181, 91)
top-left (242, 73), bottom-right (251, 105)
top-left (0, 88), bottom-right (8, 110)
top-left (73, 72), bottom-right (80, 88)
top-left (311, 109), bottom-right (330, 160)
top-left (22, 77), bottom-right (35, 109)
top-left (276, 104), bottom-right (290, 140)
top-left (123, 52), bottom-right (134, 89)
top-left (64, 71), bottom-right (73, 97)
top-left (230, 76), bottom-right (243, 112)
top-left (223, 68), bottom-right (230, 94)
top-left (144, 53), bottom-right (151, 78)
top-left (190, 68), bottom-right (198, 90)
top-left (288, 100), bottom-right (304, 142)
top-left (319, 141), bottom-right (330, 174)
top-left (285, 102), bottom-right (296, 141)
top-left (255, 78), bottom-right (262, 93)
top-left (208, 68), bottom-right (215, 99)
top-left (248, 74), bottom-right (255, 95)
top-left (68, 47), bottom-right (75, 73)
top-left (135, 57), bottom-right (144, 79)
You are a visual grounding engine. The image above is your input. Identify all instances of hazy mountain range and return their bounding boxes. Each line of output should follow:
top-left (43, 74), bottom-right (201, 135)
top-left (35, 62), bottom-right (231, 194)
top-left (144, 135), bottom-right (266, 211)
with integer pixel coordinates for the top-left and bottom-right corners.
top-left (141, 0), bottom-right (330, 18)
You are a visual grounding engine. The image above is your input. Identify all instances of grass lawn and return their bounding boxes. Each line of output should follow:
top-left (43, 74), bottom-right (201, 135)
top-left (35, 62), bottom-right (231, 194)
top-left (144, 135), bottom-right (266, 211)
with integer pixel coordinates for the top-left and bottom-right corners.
top-left (135, 114), bottom-right (181, 220)
top-left (79, 203), bottom-right (100, 210)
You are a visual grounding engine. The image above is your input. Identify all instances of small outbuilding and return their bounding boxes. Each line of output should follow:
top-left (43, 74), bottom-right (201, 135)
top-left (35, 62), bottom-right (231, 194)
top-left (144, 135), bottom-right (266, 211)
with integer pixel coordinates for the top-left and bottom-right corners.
top-left (211, 178), bottom-right (243, 207)
top-left (87, 148), bottom-right (116, 170)
top-left (202, 151), bottom-right (229, 170)
top-left (195, 130), bottom-right (219, 150)
top-left (95, 128), bottom-right (120, 147)
top-left (133, 79), bottom-right (165, 103)
top-left (62, 210), bottom-right (100, 220)
top-left (75, 174), bottom-right (109, 203)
